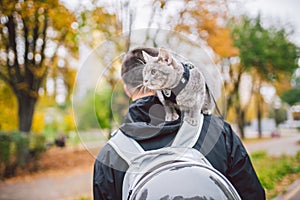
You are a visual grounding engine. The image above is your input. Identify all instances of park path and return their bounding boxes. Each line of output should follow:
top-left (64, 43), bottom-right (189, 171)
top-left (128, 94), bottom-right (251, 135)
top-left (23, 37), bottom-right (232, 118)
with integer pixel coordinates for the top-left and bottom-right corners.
top-left (0, 131), bottom-right (299, 200)
top-left (244, 133), bottom-right (300, 156)
top-left (0, 168), bottom-right (93, 200)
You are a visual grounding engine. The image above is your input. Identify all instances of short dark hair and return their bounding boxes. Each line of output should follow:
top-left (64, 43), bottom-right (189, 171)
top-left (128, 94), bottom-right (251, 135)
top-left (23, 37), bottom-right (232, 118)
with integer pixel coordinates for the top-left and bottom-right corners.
top-left (121, 47), bottom-right (158, 91)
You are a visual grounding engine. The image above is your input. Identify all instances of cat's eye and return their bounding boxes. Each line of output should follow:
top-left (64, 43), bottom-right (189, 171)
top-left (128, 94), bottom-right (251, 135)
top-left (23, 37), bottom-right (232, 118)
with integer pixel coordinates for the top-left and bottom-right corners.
top-left (151, 69), bottom-right (156, 75)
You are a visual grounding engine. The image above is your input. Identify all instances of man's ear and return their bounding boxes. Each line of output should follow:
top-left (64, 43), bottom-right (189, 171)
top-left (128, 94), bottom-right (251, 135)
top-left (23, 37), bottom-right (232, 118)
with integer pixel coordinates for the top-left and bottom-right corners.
top-left (142, 51), bottom-right (154, 63)
top-left (158, 48), bottom-right (172, 65)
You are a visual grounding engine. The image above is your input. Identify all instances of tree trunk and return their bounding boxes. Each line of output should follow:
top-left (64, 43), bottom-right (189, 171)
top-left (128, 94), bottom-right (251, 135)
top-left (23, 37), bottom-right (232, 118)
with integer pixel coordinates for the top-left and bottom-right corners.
top-left (1, 93), bottom-right (38, 177)
top-left (17, 94), bottom-right (37, 132)
top-left (257, 95), bottom-right (262, 138)
top-left (236, 106), bottom-right (245, 139)
top-left (16, 93), bottom-right (37, 164)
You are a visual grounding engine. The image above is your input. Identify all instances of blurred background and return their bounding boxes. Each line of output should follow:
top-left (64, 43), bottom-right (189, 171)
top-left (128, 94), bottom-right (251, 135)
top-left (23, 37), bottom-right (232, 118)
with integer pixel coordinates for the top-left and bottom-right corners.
top-left (0, 0), bottom-right (300, 199)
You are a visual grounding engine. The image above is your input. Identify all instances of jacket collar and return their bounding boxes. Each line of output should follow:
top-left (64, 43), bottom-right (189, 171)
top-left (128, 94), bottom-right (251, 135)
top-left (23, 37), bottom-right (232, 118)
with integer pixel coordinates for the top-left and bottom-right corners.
top-left (120, 96), bottom-right (181, 141)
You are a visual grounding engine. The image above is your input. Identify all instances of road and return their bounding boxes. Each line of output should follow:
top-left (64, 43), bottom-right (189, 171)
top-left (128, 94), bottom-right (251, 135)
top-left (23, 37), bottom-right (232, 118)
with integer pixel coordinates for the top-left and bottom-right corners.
top-left (244, 133), bottom-right (300, 156)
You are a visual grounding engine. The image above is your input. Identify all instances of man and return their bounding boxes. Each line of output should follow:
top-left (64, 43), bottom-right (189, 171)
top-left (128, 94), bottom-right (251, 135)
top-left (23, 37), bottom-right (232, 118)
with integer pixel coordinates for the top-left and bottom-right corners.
top-left (93, 47), bottom-right (265, 200)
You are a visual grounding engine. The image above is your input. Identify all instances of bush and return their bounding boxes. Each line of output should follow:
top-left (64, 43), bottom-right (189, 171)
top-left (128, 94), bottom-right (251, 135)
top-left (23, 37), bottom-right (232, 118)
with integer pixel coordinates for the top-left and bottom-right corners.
top-left (0, 131), bottom-right (46, 178)
top-left (0, 134), bottom-right (11, 165)
top-left (251, 151), bottom-right (300, 191)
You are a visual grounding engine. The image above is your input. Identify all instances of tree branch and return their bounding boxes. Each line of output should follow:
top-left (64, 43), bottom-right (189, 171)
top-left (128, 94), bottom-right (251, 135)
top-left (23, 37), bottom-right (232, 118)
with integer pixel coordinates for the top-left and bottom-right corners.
top-left (22, 15), bottom-right (29, 81)
top-left (39, 9), bottom-right (48, 68)
top-left (6, 14), bottom-right (22, 81)
top-left (0, 71), bottom-right (15, 91)
top-left (32, 9), bottom-right (39, 66)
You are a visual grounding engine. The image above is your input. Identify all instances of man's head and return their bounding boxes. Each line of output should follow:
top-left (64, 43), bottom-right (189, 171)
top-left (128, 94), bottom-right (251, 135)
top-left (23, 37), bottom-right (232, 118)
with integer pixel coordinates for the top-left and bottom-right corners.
top-left (121, 47), bottom-right (158, 98)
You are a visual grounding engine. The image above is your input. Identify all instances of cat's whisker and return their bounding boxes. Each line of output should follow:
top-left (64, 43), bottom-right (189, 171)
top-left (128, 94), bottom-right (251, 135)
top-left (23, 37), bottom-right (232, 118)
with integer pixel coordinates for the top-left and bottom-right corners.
top-left (137, 85), bottom-right (147, 97)
top-left (136, 87), bottom-right (143, 97)
top-left (143, 85), bottom-right (147, 94)
top-left (129, 83), bottom-right (143, 94)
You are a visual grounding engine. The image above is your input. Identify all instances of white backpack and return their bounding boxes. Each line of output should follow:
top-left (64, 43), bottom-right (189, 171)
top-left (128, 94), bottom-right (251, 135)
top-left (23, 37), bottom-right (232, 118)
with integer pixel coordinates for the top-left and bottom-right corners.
top-left (109, 115), bottom-right (241, 200)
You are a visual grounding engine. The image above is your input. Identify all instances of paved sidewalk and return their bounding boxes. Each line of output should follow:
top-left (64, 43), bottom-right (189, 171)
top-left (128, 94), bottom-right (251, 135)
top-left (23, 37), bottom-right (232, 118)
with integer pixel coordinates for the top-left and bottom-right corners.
top-left (274, 179), bottom-right (300, 200)
top-left (0, 169), bottom-right (93, 200)
top-left (244, 134), bottom-right (300, 156)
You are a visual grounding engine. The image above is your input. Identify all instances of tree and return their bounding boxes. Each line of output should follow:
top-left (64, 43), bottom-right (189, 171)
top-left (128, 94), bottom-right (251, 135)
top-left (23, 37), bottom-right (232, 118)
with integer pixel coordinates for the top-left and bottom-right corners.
top-left (0, 1), bottom-right (77, 133)
top-left (281, 87), bottom-right (300, 106)
top-left (232, 16), bottom-right (299, 137)
top-left (173, 0), bottom-right (238, 58)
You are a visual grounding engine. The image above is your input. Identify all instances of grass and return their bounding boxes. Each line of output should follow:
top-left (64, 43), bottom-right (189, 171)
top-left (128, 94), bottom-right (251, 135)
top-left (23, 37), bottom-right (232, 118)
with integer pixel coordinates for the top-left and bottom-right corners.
top-left (250, 151), bottom-right (300, 199)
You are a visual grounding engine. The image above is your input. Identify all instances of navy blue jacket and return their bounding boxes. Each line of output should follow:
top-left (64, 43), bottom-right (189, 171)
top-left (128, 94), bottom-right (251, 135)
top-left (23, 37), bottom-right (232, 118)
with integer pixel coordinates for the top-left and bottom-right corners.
top-left (93, 96), bottom-right (265, 200)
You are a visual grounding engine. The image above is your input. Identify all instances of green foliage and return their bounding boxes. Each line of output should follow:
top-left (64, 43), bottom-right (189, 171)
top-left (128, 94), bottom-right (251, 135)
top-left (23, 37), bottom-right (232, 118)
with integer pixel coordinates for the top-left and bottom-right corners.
top-left (75, 91), bottom-right (101, 131)
top-left (75, 84), bottom-right (128, 131)
top-left (232, 16), bottom-right (299, 82)
top-left (29, 133), bottom-right (47, 156)
top-left (95, 88), bottom-right (113, 129)
top-left (281, 87), bottom-right (300, 105)
top-left (251, 151), bottom-right (268, 159)
top-left (0, 134), bottom-right (11, 164)
top-left (268, 107), bottom-right (287, 126)
top-left (251, 151), bottom-right (300, 191)
top-left (0, 131), bottom-right (46, 178)
top-left (11, 132), bottom-right (30, 165)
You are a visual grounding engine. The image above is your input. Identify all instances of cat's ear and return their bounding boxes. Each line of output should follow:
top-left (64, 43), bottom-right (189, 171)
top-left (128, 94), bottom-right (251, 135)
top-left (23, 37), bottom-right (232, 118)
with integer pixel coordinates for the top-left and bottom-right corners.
top-left (158, 48), bottom-right (172, 65)
top-left (142, 51), bottom-right (154, 63)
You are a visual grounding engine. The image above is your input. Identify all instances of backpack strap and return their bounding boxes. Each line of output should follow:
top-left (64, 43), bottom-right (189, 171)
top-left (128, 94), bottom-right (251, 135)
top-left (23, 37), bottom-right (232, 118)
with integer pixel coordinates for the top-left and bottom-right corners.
top-left (171, 114), bottom-right (204, 148)
top-left (108, 130), bottom-right (145, 165)
top-left (199, 115), bottom-right (224, 156)
top-left (109, 114), bottom-right (204, 164)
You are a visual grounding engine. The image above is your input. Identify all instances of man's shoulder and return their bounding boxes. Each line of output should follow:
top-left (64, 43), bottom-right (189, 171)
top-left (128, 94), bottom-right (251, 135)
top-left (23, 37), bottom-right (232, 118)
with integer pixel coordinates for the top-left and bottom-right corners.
top-left (204, 114), bottom-right (236, 132)
top-left (203, 114), bottom-right (226, 132)
top-left (95, 141), bottom-right (129, 172)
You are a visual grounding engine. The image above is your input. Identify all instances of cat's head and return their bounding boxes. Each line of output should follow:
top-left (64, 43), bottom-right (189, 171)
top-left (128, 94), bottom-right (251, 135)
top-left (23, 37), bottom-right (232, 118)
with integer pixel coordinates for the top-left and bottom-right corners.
top-left (142, 48), bottom-right (182, 90)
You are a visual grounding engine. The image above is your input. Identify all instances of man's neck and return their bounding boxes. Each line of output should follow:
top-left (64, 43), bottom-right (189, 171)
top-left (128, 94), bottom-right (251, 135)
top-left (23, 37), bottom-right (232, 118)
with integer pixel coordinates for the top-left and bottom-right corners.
top-left (131, 91), bottom-right (156, 101)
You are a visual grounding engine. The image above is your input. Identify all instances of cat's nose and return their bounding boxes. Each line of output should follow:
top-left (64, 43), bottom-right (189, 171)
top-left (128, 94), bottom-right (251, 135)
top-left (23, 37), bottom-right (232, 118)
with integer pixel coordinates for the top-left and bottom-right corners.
top-left (143, 79), bottom-right (148, 84)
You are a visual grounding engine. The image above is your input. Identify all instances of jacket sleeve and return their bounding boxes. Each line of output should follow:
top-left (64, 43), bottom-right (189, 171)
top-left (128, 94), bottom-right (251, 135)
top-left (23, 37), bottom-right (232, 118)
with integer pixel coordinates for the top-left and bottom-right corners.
top-left (224, 123), bottom-right (266, 200)
top-left (93, 144), bottom-right (127, 200)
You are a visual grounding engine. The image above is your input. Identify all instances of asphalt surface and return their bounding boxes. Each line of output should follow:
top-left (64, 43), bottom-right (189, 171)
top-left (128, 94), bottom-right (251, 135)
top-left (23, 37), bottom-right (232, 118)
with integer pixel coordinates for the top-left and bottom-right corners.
top-left (0, 169), bottom-right (92, 200)
top-left (244, 133), bottom-right (300, 156)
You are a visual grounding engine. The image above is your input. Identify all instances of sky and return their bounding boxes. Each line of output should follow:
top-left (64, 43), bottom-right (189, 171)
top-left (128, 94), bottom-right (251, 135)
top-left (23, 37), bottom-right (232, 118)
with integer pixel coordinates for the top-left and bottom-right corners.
top-left (61, 0), bottom-right (300, 46)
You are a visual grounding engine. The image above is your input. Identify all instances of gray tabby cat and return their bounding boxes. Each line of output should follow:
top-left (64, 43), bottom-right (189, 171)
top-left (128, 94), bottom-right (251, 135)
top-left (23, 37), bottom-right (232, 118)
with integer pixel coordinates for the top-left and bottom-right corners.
top-left (142, 48), bottom-right (213, 126)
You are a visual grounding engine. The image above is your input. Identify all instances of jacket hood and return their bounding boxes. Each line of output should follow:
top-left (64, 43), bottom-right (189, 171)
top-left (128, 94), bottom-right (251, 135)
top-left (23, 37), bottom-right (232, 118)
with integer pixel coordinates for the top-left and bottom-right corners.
top-left (119, 96), bottom-right (181, 141)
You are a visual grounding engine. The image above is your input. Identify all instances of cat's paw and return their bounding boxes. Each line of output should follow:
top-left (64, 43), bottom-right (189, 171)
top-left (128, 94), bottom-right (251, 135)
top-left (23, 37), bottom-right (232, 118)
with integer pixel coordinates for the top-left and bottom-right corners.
top-left (201, 109), bottom-right (211, 115)
top-left (166, 112), bottom-right (179, 121)
top-left (184, 117), bottom-right (198, 126)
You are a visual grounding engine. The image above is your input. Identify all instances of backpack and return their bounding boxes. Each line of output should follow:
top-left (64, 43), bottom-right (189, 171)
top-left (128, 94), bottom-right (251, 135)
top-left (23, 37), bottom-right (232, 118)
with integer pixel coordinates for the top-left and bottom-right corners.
top-left (108, 115), bottom-right (241, 200)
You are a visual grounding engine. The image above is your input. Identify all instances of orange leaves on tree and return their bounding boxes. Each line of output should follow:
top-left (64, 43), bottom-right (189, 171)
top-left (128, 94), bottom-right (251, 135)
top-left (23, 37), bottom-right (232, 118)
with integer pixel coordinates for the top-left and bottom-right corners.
top-left (207, 27), bottom-right (239, 58)
top-left (174, 0), bottom-right (237, 59)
